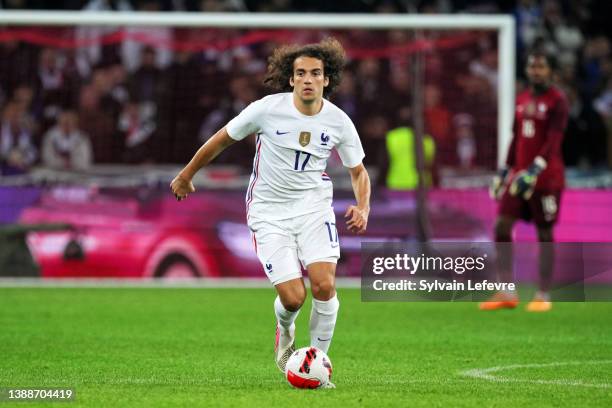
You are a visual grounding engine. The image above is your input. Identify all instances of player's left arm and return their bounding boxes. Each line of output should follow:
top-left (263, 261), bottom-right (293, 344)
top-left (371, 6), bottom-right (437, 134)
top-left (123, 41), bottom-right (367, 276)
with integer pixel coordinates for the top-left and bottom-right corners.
top-left (345, 163), bottom-right (371, 234)
top-left (535, 96), bottom-right (569, 163)
top-left (510, 97), bottom-right (569, 199)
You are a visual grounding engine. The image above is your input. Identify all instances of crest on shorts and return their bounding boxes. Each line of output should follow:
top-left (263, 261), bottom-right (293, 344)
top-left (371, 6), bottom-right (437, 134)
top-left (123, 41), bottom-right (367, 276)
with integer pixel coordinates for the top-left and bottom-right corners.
top-left (299, 131), bottom-right (311, 147)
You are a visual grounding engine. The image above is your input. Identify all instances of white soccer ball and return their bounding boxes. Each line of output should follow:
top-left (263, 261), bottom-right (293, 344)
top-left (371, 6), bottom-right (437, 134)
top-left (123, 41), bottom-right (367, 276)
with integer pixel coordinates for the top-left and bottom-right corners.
top-left (285, 347), bottom-right (333, 389)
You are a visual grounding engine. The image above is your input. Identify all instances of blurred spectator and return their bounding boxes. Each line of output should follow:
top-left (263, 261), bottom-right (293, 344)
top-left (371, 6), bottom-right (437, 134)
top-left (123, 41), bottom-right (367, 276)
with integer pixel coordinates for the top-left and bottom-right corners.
top-left (423, 84), bottom-right (452, 163)
top-left (78, 85), bottom-right (117, 163)
top-left (331, 71), bottom-right (357, 119)
top-left (424, 52), bottom-right (445, 86)
top-left (562, 84), bottom-right (606, 168)
top-left (11, 85), bottom-right (35, 115)
top-left (231, 46), bottom-right (267, 76)
top-left (355, 58), bottom-right (386, 112)
top-left (377, 105), bottom-right (437, 190)
top-left (199, 76), bottom-right (256, 143)
top-left (469, 48), bottom-right (498, 93)
top-left (453, 113), bottom-right (477, 168)
top-left (10, 85), bottom-right (38, 135)
top-left (452, 71), bottom-right (497, 167)
top-left (118, 101), bottom-right (157, 163)
top-left (41, 109), bottom-right (93, 170)
top-left (0, 41), bottom-right (37, 97)
top-left (91, 66), bottom-right (122, 119)
top-left (538, 0), bottom-right (583, 67)
top-left (107, 62), bottom-right (129, 106)
top-left (158, 49), bottom-right (206, 162)
top-left (198, 76), bottom-right (257, 168)
top-left (36, 48), bottom-right (77, 131)
top-left (580, 35), bottom-right (610, 99)
top-left (385, 68), bottom-right (411, 112)
top-left (360, 114), bottom-right (389, 168)
top-left (128, 47), bottom-right (163, 104)
top-left (0, 102), bottom-right (37, 175)
top-left (514, 0), bottom-right (541, 56)
top-left (38, 48), bottom-right (64, 94)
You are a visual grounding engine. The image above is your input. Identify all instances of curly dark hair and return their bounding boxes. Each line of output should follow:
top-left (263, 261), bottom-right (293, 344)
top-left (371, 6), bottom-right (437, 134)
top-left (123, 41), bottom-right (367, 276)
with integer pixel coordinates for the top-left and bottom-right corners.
top-left (527, 48), bottom-right (558, 71)
top-left (263, 37), bottom-right (347, 98)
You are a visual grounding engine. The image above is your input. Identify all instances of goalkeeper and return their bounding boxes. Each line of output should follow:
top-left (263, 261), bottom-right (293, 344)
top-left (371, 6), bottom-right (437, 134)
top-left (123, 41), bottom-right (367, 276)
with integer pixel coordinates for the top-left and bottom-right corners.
top-left (482, 50), bottom-right (569, 312)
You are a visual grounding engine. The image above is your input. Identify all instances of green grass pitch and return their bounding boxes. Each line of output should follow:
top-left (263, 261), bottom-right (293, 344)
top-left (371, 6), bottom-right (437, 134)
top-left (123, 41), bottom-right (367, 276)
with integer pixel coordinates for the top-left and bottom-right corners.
top-left (1, 288), bottom-right (611, 407)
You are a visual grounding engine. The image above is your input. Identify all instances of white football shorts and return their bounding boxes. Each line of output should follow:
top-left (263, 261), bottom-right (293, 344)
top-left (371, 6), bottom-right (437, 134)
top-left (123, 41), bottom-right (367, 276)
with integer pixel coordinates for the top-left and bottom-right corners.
top-left (248, 207), bottom-right (340, 285)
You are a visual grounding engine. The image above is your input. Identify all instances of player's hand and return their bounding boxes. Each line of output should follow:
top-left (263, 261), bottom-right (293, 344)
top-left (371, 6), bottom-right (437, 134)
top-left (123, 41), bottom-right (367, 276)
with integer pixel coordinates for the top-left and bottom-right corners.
top-left (509, 170), bottom-right (536, 199)
top-left (345, 205), bottom-right (368, 234)
top-left (170, 175), bottom-right (195, 201)
top-left (489, 167), bottom-right (509, 200)
top-left (509, 157), bottom-right (545, 200)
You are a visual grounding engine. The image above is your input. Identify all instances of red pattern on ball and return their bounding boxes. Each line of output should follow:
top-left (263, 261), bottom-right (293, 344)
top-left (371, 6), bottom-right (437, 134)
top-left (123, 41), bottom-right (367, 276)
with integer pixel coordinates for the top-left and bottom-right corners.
top-left (287, 370), bottom-right (321, 389)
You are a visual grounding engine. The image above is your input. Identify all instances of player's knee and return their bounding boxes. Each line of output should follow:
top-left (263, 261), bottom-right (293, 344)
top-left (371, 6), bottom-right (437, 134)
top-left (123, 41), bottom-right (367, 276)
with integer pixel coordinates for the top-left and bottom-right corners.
top-left (283, 298), bottom-right (304, 312)
top-left (494, 218), bottom-right (513, 242)
top-left (281, 289), bottom-right (306, 312)
top-left (311, 278), bottom-right (335, 300)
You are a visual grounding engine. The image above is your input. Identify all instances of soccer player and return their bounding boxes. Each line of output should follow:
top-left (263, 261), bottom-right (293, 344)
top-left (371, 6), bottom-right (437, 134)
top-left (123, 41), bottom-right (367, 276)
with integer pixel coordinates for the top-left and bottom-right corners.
top-left (170, 38), bottom-right (370, 382)
top-left (482, 50), bottom-right (568, 312)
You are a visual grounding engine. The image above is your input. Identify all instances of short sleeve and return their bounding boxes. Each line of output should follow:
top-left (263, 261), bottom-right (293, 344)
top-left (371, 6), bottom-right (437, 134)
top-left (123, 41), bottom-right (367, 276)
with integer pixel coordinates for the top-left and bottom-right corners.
top-left (226, 99), bottom-right (266, 141)
top-left (336, 114), bottom-right (365, 168)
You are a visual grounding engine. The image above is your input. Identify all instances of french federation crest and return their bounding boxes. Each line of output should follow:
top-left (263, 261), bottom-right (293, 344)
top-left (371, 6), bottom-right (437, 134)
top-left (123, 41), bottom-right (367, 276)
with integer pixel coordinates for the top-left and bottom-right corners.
top-left (299, 131), bottom-right (311, 147)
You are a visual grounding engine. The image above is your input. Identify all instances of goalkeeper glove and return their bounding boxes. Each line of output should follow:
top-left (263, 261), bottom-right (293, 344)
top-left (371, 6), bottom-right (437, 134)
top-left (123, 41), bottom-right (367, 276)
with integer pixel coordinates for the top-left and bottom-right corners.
top-left (489, 167), bottom-right (510, 200)
top-left (509, 156), bottom-right (547, 200)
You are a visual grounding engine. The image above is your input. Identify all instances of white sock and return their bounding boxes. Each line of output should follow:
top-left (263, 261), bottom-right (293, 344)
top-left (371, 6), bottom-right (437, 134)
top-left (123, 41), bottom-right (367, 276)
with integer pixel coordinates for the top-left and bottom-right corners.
top-left (274, 296), bottom-right (299, 338)
top-left (309, 295), bottom-right (339, 354)
top-left (535, 290), bottom-right (550, 301)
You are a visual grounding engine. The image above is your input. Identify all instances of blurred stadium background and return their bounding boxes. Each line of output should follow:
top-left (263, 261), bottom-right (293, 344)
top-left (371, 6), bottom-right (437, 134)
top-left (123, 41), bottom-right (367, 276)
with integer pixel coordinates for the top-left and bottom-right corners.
top-left (0, 0), bottom-right (610, 279)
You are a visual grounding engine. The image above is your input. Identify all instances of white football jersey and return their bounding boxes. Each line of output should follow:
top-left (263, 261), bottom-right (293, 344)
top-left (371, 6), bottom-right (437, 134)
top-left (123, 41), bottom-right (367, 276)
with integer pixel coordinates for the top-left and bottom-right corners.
top-left (226, 92), bottom-right (365, 221)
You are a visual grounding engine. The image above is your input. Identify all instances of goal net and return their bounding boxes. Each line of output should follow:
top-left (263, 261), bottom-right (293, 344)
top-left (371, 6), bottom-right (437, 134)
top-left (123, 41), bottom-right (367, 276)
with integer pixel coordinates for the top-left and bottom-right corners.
top-left (0, 12), bottom-right (514, 176)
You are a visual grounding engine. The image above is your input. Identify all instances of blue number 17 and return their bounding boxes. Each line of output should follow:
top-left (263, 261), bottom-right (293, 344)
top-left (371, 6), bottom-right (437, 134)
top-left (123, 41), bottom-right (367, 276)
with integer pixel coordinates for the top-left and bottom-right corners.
top-left (325, 222), bottom-right (338, 243)
top-left (294, 151), bottom-right (311, 171)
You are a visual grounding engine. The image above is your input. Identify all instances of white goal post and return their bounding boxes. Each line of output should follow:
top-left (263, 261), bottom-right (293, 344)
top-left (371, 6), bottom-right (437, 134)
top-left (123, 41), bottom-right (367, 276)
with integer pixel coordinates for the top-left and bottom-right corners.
top-left (0, 10), bottom-right (515, 168)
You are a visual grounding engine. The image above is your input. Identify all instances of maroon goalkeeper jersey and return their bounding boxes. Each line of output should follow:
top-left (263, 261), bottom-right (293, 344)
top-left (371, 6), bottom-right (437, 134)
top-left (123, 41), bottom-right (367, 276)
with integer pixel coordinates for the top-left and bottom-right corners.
top-left (506, 85), bottom-right (569, 191)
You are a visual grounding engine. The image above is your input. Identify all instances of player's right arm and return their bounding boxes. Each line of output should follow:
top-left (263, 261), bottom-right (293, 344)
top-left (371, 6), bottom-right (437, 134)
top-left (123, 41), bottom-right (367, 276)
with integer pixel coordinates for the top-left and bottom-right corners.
top-left (170, 126), bottom-right (236, 201)
top-left (171, 97), bottom-right (265, 201)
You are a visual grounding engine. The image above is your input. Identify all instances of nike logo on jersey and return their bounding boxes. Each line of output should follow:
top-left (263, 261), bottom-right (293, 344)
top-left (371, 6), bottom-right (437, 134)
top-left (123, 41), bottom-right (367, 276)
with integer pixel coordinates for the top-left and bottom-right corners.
top-left (317, 337), bottom-right (331, 342)
top-left (276, 130), bottom-right (290, 135)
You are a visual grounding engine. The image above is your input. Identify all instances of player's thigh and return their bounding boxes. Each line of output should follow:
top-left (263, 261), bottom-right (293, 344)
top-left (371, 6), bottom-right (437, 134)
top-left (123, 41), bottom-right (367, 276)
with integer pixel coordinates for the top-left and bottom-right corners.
top-left (529, 190), bottom-right (562, 228)
top-left (499, 188), bottom-right (530, 221)
top-left (296, 208), bottom-right (341, 268)
top-left (250, 220), bottom-right (302, 286)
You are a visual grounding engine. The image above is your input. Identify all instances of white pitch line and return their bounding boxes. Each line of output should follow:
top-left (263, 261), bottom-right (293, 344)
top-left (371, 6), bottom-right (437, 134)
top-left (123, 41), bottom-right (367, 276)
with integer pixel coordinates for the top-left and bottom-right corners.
top-left (460, 360), bottom-right (612, 389)
top-left (0, 277), bottom-right (361, 289)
